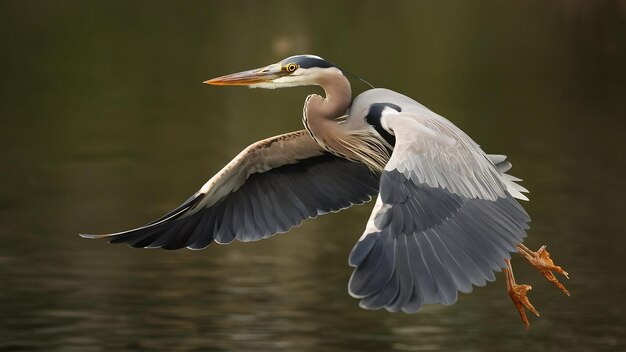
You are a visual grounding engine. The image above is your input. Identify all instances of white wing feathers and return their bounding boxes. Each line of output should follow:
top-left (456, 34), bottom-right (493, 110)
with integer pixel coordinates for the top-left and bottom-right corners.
top-left (486, 154), bottom-right (529, 201)
top-left (383, 113), bottom-right (525, 200)
top-left (384, 111), bottom-right (528, 201)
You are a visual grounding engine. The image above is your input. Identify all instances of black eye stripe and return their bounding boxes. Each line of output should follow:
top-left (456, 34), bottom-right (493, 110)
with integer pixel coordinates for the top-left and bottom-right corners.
top-left (292, 57), bottom-right (334, 69)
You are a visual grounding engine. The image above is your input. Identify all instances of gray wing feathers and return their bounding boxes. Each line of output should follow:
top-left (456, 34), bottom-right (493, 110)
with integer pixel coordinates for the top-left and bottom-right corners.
top-left (81, 131), bottom-right (380, 249)
top-left (348, 107), bottom-right (530, 313)
top-left (349, 170), bottom-right (530, 313)
top-left (349, 171), bottom-right (530, 312)
top-left (390, 115), bottom-right (508, 201)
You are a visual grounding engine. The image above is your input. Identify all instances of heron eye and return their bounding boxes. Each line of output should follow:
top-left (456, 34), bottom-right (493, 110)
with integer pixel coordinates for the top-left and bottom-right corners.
top-left (285, 63), bottom-right (299, 73)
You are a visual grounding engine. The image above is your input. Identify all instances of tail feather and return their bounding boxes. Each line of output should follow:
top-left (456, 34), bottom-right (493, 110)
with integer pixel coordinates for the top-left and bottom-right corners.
top-left (487, 154), bottom-right (529, 201)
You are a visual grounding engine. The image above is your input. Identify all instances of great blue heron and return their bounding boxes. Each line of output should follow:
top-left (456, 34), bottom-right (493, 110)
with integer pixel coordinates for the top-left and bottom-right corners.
top-left (81, 54), bottom-right (568, 328)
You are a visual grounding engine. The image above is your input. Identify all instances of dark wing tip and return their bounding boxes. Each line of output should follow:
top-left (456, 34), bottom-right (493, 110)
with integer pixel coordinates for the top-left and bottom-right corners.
top-left (79, 152), bottom-right (381, 250)
top-left (78, 192), bottom-right (206, 248)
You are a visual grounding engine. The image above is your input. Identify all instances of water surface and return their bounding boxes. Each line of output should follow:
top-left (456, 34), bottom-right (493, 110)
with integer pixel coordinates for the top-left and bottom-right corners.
top-left (1, 1), bottom-right (625, 351)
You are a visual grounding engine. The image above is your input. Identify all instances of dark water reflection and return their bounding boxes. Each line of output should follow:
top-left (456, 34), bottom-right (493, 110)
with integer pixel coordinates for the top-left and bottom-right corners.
top-left (1, 1), bottom-right (625, 351)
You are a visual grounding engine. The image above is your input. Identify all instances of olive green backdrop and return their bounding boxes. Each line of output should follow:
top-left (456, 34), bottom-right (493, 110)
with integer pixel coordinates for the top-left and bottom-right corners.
top-left (1, 1), bottom-right (624, 351)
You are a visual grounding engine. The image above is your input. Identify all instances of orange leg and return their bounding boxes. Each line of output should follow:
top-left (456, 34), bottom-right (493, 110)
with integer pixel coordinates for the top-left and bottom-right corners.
top-left (504, 259), bottom-right (539, 329)
top-left (516, 244), bottom-right (570, 296)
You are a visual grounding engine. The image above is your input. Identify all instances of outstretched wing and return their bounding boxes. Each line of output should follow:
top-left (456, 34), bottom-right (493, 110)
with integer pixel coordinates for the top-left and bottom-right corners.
top-left (81, 130), bottom-right (380, 249)
top-left (348, 109), bottom-right (530, 313)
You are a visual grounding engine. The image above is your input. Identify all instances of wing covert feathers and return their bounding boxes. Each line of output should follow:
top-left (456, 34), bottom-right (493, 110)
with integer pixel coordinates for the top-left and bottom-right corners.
top-left (348, 108), bottom-right (531, 313)
top-left (81, 131), bottom-right (380, 249)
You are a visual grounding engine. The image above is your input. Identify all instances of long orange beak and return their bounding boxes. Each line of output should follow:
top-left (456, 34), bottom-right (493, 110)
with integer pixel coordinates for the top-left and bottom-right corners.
top-left (203, 66), bottom-right (281, 86)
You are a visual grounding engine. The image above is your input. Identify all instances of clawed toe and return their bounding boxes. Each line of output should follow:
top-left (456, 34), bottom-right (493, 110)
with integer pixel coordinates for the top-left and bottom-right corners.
top-left (516, 244), bottom-right (570, 296)
top-left (504, 259), bottom-right (539, 329)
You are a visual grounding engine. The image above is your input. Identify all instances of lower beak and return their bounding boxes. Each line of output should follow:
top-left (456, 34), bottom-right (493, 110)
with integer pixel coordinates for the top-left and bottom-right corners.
top-left (203, 67), bottom-right (280, 86)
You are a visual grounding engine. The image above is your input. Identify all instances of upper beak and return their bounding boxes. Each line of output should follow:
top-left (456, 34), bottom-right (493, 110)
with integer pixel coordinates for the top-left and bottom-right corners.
top-left (203, 66), bottom-right (281, 86)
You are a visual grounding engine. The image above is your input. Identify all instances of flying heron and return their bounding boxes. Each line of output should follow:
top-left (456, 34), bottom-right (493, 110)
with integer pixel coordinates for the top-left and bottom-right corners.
top-left (81, 54), bottom-right (569, 328)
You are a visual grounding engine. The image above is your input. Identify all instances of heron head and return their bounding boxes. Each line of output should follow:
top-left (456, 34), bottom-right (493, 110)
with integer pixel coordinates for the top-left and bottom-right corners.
top-left (204, 55), bottom-right (342, 89)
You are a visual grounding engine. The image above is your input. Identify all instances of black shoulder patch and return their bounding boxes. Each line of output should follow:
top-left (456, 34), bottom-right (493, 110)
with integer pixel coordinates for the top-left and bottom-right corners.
top-left (368, 103), bottom-right (401, 116)
top-left (364, 103), bottom-right (401, 147)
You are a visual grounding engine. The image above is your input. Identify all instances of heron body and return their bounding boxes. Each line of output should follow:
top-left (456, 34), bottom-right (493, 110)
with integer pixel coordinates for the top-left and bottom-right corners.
top-left (82, 55), bottom-right (568, 323)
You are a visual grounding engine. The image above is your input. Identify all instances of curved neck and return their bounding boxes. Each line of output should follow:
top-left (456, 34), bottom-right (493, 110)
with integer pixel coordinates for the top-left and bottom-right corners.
top-left (303, 69), bottom-right (352, 151)
top-left (310, 70), bottom-right (352, 120)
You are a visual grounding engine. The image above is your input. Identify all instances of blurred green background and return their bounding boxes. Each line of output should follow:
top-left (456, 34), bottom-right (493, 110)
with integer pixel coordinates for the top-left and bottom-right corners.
top-left (1, 0), bottom-right (625, 351)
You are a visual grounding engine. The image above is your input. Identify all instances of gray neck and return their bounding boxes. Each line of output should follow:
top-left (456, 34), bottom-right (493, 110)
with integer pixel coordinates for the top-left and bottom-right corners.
top-left (303, 70), bottom-right (352, 152)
